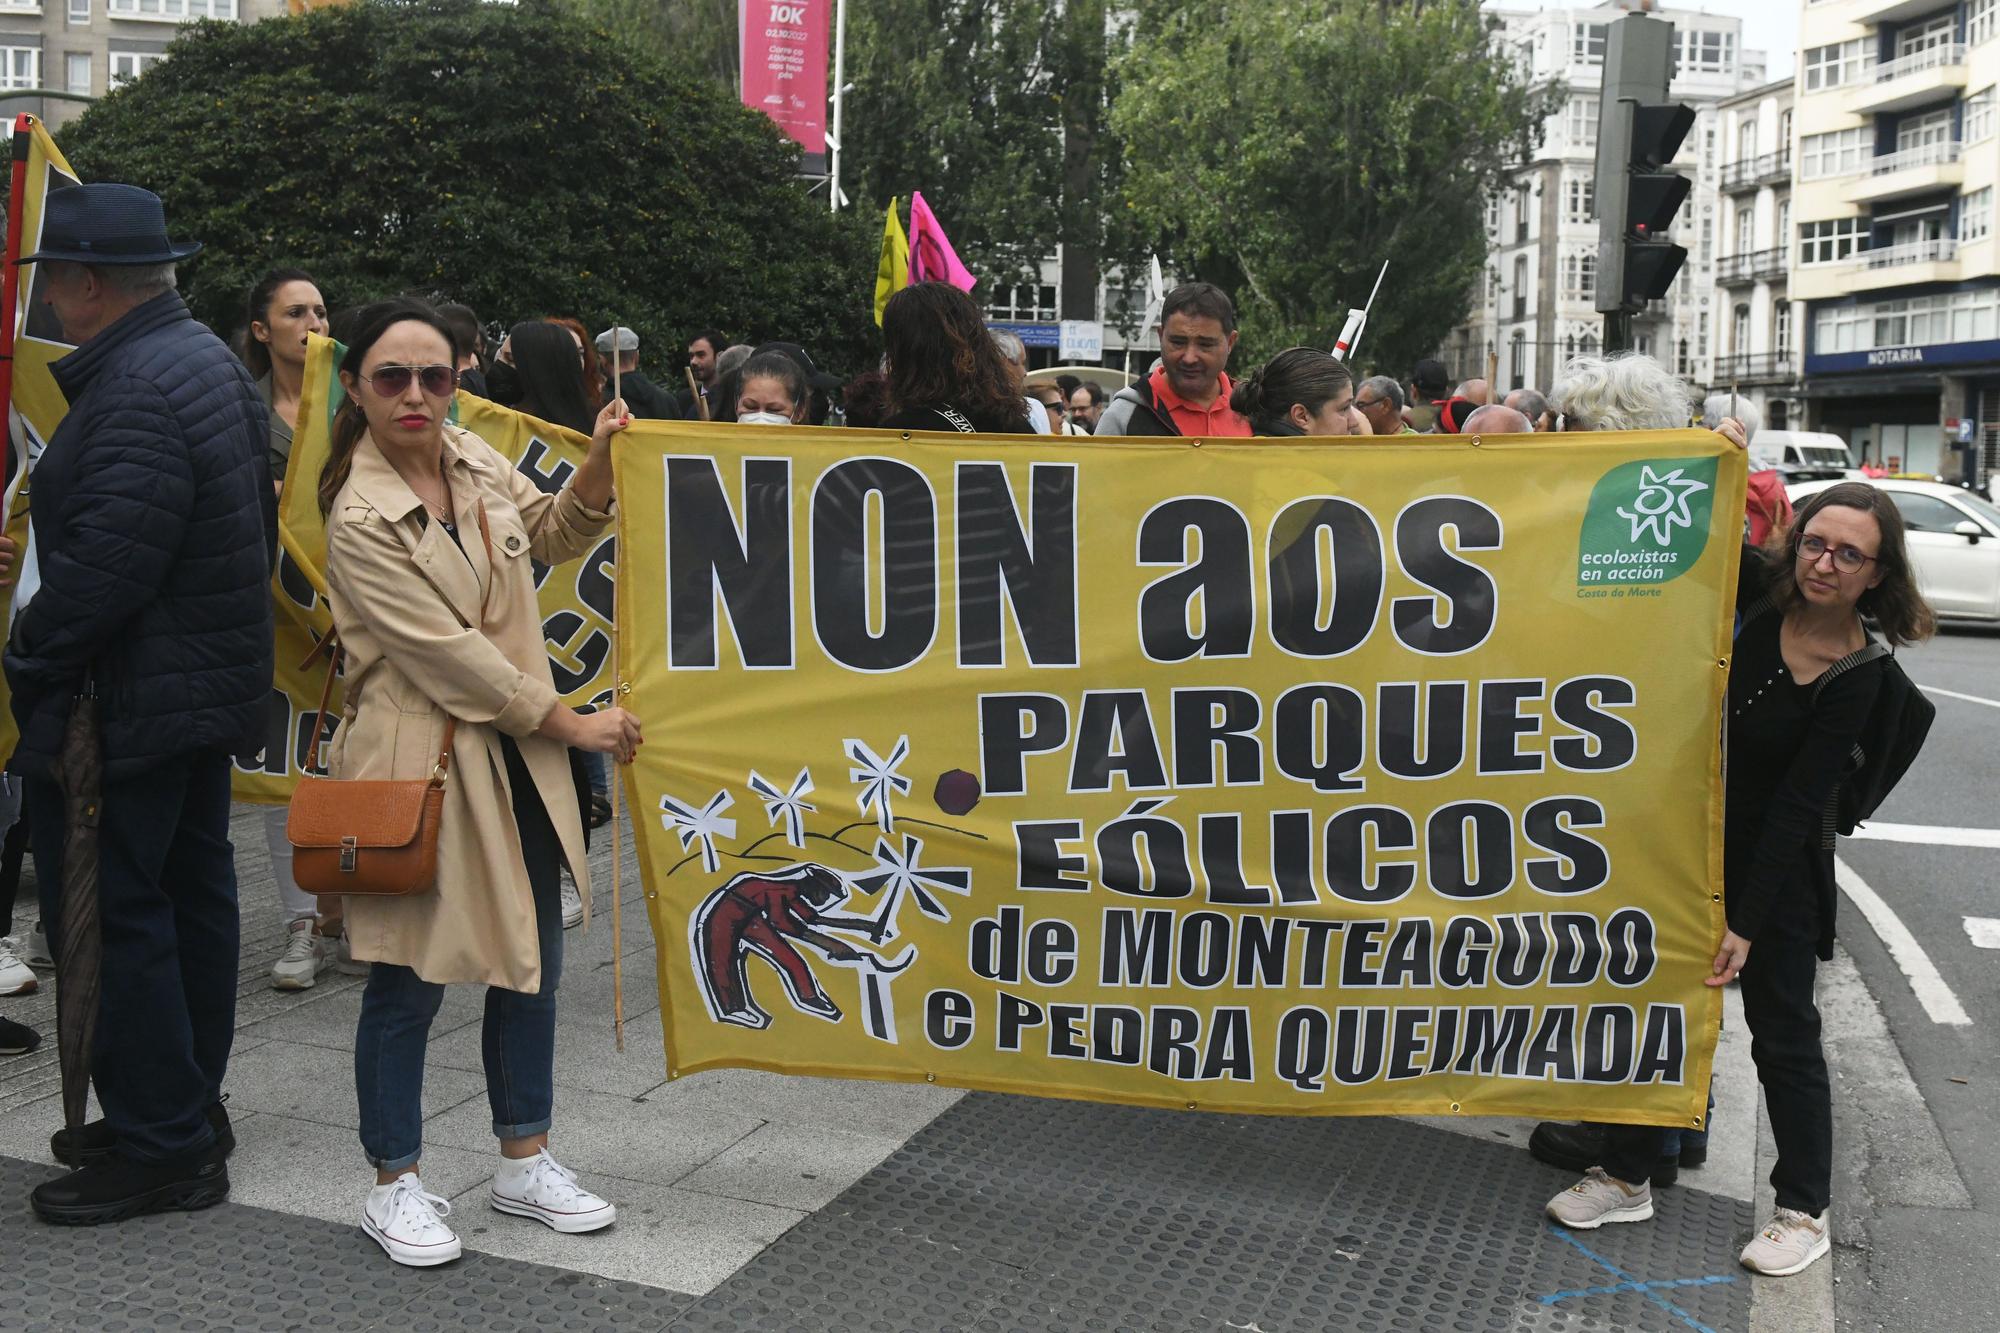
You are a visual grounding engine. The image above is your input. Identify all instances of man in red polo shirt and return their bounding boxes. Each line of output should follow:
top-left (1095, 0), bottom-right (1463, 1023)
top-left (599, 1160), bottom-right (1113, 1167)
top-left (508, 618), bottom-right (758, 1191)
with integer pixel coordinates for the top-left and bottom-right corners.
top-left (1096, 283), bottom-right (1253, 437)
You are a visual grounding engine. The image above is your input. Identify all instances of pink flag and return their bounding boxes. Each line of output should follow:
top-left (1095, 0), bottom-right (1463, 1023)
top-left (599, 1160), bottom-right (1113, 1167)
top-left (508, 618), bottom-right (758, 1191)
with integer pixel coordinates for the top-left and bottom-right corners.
top-left (906, 191), bottom-right (976, 292)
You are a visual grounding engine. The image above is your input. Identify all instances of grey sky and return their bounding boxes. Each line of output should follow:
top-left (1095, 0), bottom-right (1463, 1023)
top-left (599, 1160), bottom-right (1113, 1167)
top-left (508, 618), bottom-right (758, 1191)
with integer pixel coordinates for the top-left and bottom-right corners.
top-left (1485, 1), bottom-right (1799, 78)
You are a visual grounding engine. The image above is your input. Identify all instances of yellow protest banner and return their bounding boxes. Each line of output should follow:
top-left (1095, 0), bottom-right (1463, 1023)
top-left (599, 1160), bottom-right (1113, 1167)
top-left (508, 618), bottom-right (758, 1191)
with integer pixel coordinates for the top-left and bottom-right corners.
top-left (618, 424), bottom-right (1745, 1125)
top-left (238, 335), bottom-right (617, 803)
top-left (0, 116), bottom-right (82, 768)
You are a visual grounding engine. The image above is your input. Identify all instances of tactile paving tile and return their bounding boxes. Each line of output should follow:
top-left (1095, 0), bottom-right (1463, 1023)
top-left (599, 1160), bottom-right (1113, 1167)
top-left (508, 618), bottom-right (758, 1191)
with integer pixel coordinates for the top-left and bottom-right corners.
top-left (684, 1093), bottom-right (1756, 1333)
top-left (0, 1155), bottom-right (692, 1332)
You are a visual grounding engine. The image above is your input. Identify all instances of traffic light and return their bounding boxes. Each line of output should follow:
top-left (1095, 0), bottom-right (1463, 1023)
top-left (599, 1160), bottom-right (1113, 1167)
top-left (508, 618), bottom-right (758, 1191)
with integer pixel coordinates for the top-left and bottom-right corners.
top-left (1615, 102), bottom-right (1696, 305)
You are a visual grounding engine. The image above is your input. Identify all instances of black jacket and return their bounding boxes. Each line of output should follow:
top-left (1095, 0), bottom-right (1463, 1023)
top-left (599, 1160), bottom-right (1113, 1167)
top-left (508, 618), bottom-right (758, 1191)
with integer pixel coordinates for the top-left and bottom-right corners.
top-left (5, 292), bottom-right (276, 780)
top-left (1094, 379), bottom-right (1181, 437)
top-left (611, 370), bottom-right (682, 421)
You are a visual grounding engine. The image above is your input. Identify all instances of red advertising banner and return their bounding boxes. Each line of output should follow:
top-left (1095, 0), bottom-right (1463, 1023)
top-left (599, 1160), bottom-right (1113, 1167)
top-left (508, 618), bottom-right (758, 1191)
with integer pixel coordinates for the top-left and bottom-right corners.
top-left (739, 0), bottom-right (829, 174)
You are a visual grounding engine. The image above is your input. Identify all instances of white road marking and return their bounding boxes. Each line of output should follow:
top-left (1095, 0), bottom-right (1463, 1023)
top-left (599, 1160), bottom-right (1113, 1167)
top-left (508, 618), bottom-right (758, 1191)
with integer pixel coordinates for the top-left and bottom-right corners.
top-left (1920, 683), bottom-right (2000, 711)
top-left (1835, 858), bottom-right (1973, 1026)
top-left (1851, 822), bottom-right (2000, 850)
top-left (1966, 918), bottom-right (2000, 950)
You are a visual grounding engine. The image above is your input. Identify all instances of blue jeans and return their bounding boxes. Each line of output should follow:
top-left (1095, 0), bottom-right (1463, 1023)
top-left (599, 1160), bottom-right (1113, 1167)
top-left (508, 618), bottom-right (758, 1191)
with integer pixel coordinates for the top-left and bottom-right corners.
top-left (24, 750), bottom-right (238, 1161)
top-left (354, 740), bottom-right (565, 1171)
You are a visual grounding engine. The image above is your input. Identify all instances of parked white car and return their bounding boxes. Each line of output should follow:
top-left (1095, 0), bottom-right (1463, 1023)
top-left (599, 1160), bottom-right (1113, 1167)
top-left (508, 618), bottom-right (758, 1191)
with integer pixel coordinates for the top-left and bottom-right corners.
top-left (1787, 478), bottom-right (2000, 623)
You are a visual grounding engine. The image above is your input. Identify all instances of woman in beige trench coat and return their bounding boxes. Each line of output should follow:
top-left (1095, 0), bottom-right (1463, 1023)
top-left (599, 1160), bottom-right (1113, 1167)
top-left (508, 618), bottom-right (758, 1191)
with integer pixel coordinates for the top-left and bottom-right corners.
top-left (319, 302), bottom-right (643, 1269)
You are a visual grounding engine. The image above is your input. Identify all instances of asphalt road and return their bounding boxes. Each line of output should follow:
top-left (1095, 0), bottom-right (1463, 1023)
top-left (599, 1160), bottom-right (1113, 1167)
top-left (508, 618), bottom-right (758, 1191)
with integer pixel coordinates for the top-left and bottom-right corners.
top-left (1823, 623), bottom-right (1999, 1332)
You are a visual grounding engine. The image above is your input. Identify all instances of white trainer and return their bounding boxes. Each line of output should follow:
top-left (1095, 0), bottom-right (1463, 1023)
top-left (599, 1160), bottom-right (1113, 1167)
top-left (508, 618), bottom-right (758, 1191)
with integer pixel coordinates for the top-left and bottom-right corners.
top-left (491, 1148), bottom-right (616, 1233)
top-left (1740, 1208), bottom-right (1830, 1276)
top-left (363, 1173), bottom-right (462, 1268)
top-left (559, 869), bottom-right (584, 930)
top-left (23, 925), bottom-right (51, 969)
top-left (0, 940), bottom-right (36, 996)
top-left (1546, 1167), bottom-right (1654, 1229)
top-left (269, 920), bottom-right (329, 990)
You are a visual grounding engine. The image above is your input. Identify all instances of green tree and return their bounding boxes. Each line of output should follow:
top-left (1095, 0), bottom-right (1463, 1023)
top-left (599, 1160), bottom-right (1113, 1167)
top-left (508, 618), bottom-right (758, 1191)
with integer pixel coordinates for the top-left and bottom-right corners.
top-left (50, 0), bottom-right (880, 373)
top-left (1109, 0), bottom-right (1560, 375)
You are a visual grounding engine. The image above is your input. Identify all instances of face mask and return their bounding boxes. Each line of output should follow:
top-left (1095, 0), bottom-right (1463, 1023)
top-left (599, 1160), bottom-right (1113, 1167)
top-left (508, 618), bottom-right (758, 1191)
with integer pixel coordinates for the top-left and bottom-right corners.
top-left (737, 411), bottom-right (793, 427)
top-left (482, 360), bottom-right (521, 405)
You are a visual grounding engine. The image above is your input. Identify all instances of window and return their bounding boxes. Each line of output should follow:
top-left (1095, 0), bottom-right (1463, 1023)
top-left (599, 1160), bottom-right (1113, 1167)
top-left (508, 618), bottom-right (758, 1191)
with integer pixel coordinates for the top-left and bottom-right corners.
top-left (1774, 303), bottom-right (1792, 358)
top-left (1676, 339), bottom-right (1690, 375)
top-left (1798, 218), bottom-right (1869, 264)
top-left (1564, 252), bottom-right (1596, 299)
top-left (1736, 206), bottom-right (1755, 254)
top-left (1512, 255), bottom-right (1528, 320)
top-left (1896, 13), bottom-right (1955, 61)
top-left (0, 47), bottom-right (38, 90)
top-left (1568, 96), bottom-right (1598, 148)
top-left (1699, 217), bottom-right (1713, 263)
top-left (109, 50), bottom-right (165, 85)
top-left (1975, 0), bottom-right (1999, 48)
top-left (67, 0), bottom-right (86, 21)
top-left (1737, 119), bottom-right (1757, 162)
top-left (1565, 177), bottom-right (1593, 224)
top-left (1572, 23), bottom-right (1605, 66)
top-left (1732, 304), bottom-right (1751, 354)
top-left (1509, 332), bottom-right (1526, 391)
top-left (1679, 29), bottom-right (1735, 74)
top-left (65, 51), bottom-right (87, 94)
top-left (1966, 87), bottom-right (1996, 144)
top-left (1896, 108), bottom-right (1953, 153)
top-left (987, 284), bottom-right (1057, 322)
top-left (1514, 187), bottom-right (1529, 243)
top-left (1778, 200), bottom-right (1791, 250)
top-left (1891, 493), bottom-right (1976, 533)
top-left (1800, 128), bottom-right (1868, 179)
top-left (106, 0), bottom-right (234, 17)
top-left (1813, 289), bottom-right (2000, 353)
top-left (1697, 313), bottom-right (1709, 359)
top-left (1964, 187), bottom-right (1993, 242)
top-left (1803, 39), bottom-right (1870, 92)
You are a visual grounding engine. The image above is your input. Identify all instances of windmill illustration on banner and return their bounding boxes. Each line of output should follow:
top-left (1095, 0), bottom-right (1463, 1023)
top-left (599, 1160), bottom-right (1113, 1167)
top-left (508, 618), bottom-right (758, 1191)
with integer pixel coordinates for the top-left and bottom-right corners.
top-left (748, 768), bottom-right (816, 847)
top-left (659, 789), bottom-right (736, 872)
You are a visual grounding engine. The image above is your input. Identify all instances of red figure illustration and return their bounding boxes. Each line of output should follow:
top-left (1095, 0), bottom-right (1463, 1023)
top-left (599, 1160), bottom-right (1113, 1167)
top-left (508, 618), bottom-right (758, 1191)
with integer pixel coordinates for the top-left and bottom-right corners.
top-left (690, 864), bottom-right (891, 1029)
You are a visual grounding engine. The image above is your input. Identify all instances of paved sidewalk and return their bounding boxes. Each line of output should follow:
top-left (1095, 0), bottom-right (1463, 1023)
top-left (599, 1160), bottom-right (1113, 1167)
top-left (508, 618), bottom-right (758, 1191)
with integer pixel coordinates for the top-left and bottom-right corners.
top-left (0, 804), bottom-right (1763, 1331)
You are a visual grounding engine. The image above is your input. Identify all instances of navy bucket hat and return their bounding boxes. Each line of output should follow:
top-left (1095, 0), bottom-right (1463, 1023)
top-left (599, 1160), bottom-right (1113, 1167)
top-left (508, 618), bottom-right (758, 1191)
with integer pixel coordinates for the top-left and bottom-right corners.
top-left (14, 182), bottom-right (201, 266)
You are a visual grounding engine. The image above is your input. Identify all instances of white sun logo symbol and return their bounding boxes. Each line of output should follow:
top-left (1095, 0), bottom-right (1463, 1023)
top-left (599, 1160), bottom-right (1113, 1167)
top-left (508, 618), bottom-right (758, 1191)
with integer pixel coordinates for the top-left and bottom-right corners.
top-left (1616, 466), bottom-right (1709, 547)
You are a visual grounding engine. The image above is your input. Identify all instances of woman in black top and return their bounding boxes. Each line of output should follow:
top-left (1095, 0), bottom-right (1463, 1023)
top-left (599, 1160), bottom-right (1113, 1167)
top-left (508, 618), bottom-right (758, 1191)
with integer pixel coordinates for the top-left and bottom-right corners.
top-left (880, 283), bottom-right (1030, 434)
top-left (1546, 482), bottom-right (1934, 1278)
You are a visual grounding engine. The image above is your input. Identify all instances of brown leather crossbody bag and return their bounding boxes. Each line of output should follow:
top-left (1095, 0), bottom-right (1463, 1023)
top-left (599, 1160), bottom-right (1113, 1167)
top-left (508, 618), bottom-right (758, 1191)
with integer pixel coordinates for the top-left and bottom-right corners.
top-left (286, 501), bottom-right (492, 896)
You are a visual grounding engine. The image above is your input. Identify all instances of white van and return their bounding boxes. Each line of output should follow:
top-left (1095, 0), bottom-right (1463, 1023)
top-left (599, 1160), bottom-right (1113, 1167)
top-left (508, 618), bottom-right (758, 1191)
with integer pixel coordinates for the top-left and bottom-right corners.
top-left (1748, 430), bottom-right (1857, 474)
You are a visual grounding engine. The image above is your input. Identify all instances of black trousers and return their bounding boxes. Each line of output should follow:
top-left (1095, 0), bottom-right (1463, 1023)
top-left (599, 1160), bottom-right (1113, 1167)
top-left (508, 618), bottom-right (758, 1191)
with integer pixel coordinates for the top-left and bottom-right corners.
top-left (24, 750), bottom-right (239, 1162)
top-left (1603, 897), bottom-right (1830, 1213)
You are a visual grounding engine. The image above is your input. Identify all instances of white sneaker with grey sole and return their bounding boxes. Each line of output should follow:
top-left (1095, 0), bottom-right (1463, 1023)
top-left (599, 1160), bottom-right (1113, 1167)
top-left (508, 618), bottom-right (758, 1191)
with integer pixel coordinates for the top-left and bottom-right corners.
top-left (559, 869), bottom-right (584, 930)
top-left (1546, 1167), bottom-right (1654, 1229)
top-left (270, 919), bottom-right (329, 990)
top-left (363, 1173), bottom-right (462, 1267)
top-left (491, 1148), bottom-right (615, 1233)
top-left (1740, 1208), bottom-right (1830, 1276)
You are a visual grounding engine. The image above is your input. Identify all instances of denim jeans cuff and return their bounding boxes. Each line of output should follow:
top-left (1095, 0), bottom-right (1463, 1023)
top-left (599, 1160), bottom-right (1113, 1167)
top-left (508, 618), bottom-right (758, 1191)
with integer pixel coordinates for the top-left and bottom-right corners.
top-left (492, 1115), bottom-right (553, 1141)
top-left (367, 1145), bottom-right (425, 1173)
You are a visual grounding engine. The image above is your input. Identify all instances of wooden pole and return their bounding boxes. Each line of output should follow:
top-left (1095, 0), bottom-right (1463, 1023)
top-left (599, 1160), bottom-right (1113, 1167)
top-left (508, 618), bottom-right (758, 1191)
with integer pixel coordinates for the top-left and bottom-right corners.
top-left (685, 366), bottom-right (710, 421)
top-left (609, 332), bottom-right (626, 1053)
top-left (1486, 348), bottom-right (1499, 396)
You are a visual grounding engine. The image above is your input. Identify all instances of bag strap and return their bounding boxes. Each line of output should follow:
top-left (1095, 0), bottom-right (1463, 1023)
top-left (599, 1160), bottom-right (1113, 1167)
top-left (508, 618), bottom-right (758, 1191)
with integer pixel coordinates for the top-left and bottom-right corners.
top-left (1812, 640), bottom-right (1892, 705)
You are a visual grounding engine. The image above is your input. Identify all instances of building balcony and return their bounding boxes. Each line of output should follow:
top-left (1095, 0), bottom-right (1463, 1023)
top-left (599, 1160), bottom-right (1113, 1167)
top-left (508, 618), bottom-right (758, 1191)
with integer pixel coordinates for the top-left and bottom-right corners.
top-left (1720, 151), bottom-right (1792, 194)
top-left (1807, 238), bottom-right (1962, 293)
top-left (1844, 140), bottom-right (1964, 204)
top-left (1848, 44), bottom-right (1966, 116)
top-left (1864, 237), bottom-right (1958, 268)
top-left (1716, 248), bottom-right (1788, 285)
top-left (1711, 352), bottom-right (1796, 388)
top-left (1848, 0), bottom-right (1962, 23)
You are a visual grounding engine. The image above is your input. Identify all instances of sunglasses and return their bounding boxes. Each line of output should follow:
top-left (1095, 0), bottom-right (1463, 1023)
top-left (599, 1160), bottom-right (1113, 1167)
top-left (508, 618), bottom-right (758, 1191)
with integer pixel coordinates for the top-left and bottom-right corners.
top-left (360, 363), bottom-right (459, 399)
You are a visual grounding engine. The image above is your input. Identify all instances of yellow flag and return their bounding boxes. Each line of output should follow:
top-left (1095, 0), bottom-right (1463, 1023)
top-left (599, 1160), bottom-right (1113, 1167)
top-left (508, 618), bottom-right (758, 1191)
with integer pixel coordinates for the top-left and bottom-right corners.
top-left (872, 196), bottom-right (909, 326)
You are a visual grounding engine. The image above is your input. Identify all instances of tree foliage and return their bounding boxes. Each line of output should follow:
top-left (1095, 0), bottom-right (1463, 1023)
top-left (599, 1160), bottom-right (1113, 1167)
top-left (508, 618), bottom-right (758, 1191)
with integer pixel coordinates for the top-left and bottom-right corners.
top-left (1110, 0), bottom-right (1559, 375)
top-left (51, 0), bottom-right (880, 372)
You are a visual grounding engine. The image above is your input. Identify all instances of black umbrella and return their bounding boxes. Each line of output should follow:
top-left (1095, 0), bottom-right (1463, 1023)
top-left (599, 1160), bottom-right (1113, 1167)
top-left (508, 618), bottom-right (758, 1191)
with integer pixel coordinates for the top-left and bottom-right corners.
top-left (50, 681), bottom-right (101, 1132)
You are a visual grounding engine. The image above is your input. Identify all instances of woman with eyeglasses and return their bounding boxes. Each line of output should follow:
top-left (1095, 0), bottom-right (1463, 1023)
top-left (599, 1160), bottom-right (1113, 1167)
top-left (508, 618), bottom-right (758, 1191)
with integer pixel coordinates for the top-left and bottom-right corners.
top-left (317, 300), bottom-right (642, 1268)
top-left (1546, 482), bottom-right (1934, 1279)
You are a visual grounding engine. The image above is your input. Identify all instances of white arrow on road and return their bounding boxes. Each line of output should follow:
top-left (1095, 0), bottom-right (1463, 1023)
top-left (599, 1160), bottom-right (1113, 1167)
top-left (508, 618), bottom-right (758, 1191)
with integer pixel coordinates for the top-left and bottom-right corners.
top-left (1836, 858), bottom-right (1973, 1026)
top-left (1850, 822), bottom-right (2000, 849)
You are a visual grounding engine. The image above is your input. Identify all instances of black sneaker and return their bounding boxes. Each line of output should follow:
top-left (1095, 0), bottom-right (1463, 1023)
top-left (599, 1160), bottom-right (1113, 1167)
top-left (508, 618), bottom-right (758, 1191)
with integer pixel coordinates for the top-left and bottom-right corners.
top-left (0, 1015), bottom-right (39, 1056)
top-left (51, 1100), bottom-right (234, 1169)
top-left (30, 1143), bottom-right (229, 1226)
top-left (1528, 1121), bottom-right (1679, 1188)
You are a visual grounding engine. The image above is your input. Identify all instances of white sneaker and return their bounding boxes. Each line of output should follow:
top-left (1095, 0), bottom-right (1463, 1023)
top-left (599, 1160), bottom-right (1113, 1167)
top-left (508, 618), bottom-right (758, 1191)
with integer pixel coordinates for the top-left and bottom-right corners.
top-left (1740, 1207), bottom-right (1830, 1276)
top-left (0, 940), bottom-right (36, 996)
top-left (24, 925), bottom-right (51, 969)
top-left (1546, 1167), bottom-right (1654, 1229)
top-left (559, 869), bottom-right (584, 930)
top-left (490, 1148), bottom-right (616, 1233)
top-left (363, 1173), bottom-right (462, 1267)
top-left (269, 919), bottom-right (329, 990)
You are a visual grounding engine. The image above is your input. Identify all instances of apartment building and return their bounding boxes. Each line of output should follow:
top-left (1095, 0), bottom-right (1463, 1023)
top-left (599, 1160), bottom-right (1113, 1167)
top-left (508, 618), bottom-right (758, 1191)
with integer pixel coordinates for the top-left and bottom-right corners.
top-left (1711, 78), bottom-right (1799, 427)
top-left (1443, 1), bottom-right (1766, 395)
top-left (1792, 0), bottom-right (1999, 482)
top-left (0, 0), bottom-right (285, 134)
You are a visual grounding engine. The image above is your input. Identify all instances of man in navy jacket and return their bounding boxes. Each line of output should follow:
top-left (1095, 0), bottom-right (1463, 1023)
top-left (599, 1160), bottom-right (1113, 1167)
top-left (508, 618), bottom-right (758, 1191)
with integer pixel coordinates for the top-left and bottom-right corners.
top-left (5, 184), bottom-right (274, 1225)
